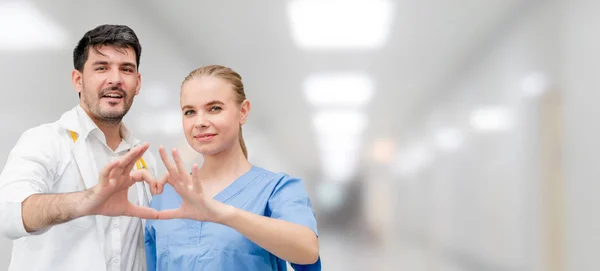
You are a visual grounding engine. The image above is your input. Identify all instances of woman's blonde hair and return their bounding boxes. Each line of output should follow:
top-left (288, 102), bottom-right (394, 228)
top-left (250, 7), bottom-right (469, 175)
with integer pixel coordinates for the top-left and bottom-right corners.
top-left (182, 65), bottom-right (248, 159)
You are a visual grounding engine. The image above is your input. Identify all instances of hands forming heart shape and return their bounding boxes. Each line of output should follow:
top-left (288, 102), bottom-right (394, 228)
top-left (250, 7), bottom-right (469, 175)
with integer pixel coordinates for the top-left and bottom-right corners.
top-left (77, 143), bottom-right (231, 222)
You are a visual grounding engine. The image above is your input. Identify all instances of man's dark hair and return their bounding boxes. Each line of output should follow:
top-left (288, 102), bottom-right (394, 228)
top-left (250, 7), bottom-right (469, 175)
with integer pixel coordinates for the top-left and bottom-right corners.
top-left (73, 24), bottom-right (142, 72)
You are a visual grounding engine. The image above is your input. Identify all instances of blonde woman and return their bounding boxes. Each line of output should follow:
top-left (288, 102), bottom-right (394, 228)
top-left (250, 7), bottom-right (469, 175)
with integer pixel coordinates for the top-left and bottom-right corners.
top-left (145, 65), bottom-right (321, 270)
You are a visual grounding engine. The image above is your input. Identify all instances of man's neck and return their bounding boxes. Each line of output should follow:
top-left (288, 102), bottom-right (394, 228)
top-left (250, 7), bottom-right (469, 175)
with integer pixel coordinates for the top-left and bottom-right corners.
top-left (95, 121), bottom-right (122, 151)
top-left (80, 106), bottom-right (123, 151)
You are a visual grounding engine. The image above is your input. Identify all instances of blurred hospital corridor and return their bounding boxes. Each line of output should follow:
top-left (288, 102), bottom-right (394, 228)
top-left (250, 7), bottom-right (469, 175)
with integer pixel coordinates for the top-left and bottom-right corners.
top-left (1, 0), bottom-right (600, 270)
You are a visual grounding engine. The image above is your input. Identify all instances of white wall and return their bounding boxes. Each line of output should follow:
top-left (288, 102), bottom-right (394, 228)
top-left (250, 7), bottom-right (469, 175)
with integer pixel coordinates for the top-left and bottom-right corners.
top-left (372, 1), bottom-right (561, 270)
top-left (562, 1), bottom-right (600, 270)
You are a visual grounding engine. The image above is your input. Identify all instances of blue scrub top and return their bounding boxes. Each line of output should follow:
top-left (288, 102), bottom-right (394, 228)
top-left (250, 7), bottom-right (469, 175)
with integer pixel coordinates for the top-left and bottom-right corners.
top-left (145, 165), bottom-right (321, 270)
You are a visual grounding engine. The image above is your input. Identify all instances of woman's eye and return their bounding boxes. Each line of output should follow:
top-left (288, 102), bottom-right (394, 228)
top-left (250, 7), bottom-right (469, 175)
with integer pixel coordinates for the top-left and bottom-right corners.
top-left (210, 106), bottom-right (222, 112)
top-left (184, 110), bottom-right (195, 115)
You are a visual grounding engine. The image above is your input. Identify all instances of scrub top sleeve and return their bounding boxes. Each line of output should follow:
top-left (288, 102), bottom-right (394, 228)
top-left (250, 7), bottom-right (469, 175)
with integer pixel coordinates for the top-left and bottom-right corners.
top-left (145, 192), bottom-right (166, 271)
top-left (291, 256), bottom-right (322, 271)
top-left (267, 176), bottom-right (319, 237)
top-left (145, 221), bottom-right (157, 271)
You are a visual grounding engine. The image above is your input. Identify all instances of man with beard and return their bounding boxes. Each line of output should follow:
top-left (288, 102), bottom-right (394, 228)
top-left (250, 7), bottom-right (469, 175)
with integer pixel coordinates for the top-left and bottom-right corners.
top-left (0, 24), bottom-right (163, 271)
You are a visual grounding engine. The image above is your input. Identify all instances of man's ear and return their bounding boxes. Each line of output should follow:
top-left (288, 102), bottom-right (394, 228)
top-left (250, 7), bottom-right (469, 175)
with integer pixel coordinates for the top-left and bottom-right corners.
top-left (72, 69), bottom-right (83, 96)
top-left (135, 72), bottom-right (142, 96)
top-left (240, 99), bottom-right (251, 125)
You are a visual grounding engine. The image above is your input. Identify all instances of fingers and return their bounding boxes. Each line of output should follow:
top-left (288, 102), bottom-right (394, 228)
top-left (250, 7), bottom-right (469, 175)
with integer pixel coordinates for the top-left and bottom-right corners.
top-left (159, 146), bottom-right (186, 189)
top-left (158, 173), bottom-right (168, 195)
top-left (191, 163), bottom-right (203, 194)
top-left (108, 143), bottom-right (149, 186)
top-left (122, 143), bottom-right (149, 174)
top-left (171, 149), bottom-right (189, 184)
top-left (165, 172), bottom-right (182, 191)
top-left (124, 203), bottom-right (159, 219)
top-left (99, 160), bottom-right (120, 186)
top-left (127, 143), bottom-right (150, 165)
top-left (165, 172), bottom-right (193, 200)
top-left (130, 169), bottom-right (164, 195)
top-left (159, 145), bottom-right (178, 175)
top-left (157, 209), bottom-right (184, 220)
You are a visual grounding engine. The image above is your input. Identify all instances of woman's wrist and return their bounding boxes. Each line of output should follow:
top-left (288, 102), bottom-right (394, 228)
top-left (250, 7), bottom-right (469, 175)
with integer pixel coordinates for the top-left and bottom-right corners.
top-left (210, 200), bottom-right (238, 225)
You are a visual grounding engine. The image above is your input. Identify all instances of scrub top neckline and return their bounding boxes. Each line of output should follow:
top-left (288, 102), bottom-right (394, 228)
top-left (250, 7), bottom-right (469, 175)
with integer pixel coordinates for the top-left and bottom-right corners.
top-left (213, 165), bottom-right (264, 203)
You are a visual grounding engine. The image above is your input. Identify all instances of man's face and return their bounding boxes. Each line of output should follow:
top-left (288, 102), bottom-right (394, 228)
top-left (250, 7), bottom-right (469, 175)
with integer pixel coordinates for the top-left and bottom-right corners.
top-left (72, 45), bottom-right (141, 124)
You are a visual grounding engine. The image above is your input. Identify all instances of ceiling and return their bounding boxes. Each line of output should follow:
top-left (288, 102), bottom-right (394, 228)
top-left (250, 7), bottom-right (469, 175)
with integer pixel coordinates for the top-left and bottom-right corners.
top-left (137, 0), bottom-right (524, 177)
top-left (7, 0), bottom-right (526, 182)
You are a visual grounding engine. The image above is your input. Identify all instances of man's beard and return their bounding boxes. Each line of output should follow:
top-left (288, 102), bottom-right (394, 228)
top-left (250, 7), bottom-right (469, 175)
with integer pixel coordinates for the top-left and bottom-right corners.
top-left (83, 85), bottom-right (133, 124)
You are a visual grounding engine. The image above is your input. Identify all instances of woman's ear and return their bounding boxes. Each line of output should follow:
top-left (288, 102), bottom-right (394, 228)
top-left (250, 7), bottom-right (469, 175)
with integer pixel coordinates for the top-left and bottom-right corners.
top-left (240, 99), bottom-right (251, 125)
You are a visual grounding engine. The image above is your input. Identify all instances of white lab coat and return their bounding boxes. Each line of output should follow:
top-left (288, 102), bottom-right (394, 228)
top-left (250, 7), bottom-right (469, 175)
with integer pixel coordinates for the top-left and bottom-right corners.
top-left (0, 106), bottom-right (158, 271)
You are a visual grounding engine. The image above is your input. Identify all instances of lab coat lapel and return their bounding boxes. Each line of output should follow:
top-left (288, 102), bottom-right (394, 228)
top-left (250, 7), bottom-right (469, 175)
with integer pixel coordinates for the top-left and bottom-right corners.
top-left (58, 106), bottom-right (99, 189)
top-left (71, 137), bottom-right (107, 251)
top-left (58, 106), bottom-right (106, 250)
top-left (71, 137), bottom-right (100, 189)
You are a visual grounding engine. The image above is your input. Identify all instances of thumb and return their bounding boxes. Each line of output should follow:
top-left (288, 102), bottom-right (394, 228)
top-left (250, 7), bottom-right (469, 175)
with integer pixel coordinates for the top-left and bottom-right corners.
top-left (157, 209), bottom-right (183, 220)
top-left (158, 173), bottom-right (169, 195)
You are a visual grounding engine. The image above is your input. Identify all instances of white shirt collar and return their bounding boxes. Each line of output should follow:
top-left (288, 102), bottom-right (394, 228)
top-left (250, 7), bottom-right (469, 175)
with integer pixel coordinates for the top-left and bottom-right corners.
top-left (75, 105), bottom-right (137, 148)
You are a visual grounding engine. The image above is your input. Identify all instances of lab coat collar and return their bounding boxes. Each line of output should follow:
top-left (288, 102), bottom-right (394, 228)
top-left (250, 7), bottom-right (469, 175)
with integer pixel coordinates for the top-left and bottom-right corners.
top-left (57, 105), bottom-right (141, 146)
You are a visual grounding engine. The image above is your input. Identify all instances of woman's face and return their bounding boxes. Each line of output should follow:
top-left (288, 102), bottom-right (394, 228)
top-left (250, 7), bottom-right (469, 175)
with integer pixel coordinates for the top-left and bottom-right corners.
top-left (180, 76), bottom-right (249, 156)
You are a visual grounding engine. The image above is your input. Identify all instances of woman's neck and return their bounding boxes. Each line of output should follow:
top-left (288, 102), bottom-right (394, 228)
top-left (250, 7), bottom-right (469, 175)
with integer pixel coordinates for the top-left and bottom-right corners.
top-left (199, 145), bottom-right (252, 182)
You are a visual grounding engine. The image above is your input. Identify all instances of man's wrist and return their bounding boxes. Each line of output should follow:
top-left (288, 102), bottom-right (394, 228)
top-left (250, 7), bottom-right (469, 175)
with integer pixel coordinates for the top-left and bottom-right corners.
top-left (72, 189), bottom-right (95, 218)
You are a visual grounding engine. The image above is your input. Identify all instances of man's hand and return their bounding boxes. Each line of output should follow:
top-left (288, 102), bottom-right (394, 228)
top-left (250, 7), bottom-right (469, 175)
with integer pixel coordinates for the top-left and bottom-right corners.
top-left (20, 142), bottom-right (160, 233)
top-left (76, 142), bottom-right (158, 219)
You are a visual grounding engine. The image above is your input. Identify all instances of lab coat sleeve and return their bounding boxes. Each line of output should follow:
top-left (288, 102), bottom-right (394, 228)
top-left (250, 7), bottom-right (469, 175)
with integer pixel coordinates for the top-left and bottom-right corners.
top-left (0, 126), bottom-right (60, 240)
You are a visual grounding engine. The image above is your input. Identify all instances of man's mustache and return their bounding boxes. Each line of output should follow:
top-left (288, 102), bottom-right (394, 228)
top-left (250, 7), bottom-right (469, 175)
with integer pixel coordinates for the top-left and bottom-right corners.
top-left (98, 87), bottom-right (127, 99)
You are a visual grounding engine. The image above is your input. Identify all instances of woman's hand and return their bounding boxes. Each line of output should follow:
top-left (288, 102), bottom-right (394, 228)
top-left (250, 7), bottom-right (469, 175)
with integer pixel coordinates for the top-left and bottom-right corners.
top-left (156, 146), bottom-right (234, 223)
